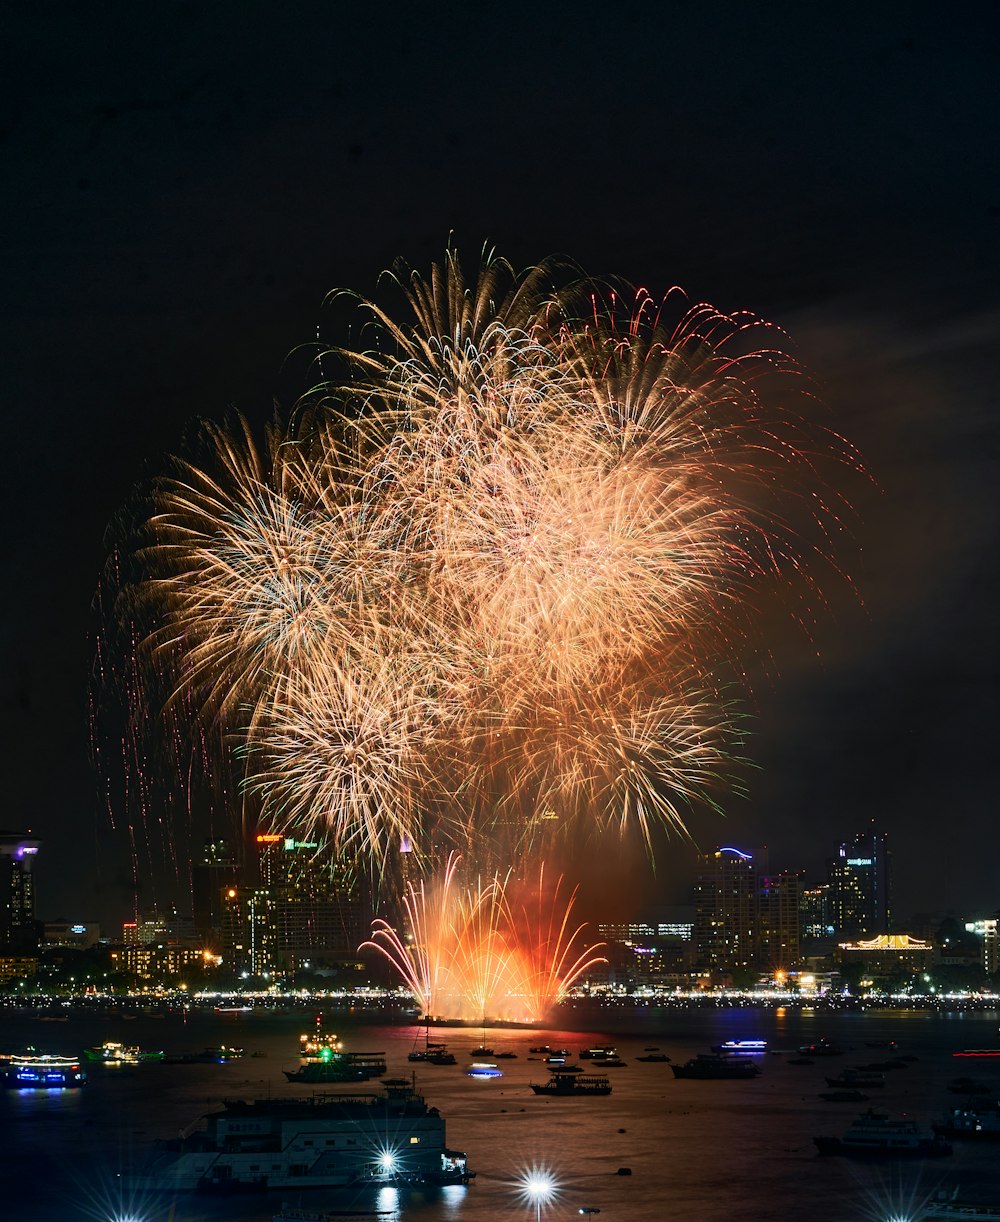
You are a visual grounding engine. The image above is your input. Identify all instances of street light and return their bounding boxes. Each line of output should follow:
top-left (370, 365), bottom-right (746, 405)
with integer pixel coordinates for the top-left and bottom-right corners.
top-left (520, 1169), bottom-right (557, 1222)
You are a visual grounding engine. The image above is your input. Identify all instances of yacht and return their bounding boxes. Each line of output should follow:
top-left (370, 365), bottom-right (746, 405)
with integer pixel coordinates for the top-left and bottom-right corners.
top-left (814, 1109), bottom-right (953, 1158)
top-left (127, 1079), bottom-right (473, 1192)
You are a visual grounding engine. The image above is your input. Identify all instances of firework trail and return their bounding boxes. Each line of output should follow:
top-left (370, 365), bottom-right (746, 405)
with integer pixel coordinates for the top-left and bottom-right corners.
top-left (100, 249), bottom-right (861, 872)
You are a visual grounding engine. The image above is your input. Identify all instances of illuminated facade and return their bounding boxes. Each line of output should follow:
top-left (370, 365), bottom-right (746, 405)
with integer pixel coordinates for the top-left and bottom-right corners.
top-left (758, 872), bottom-right (802, 970)
top-left (965, 919), bottom-right (1000, 975)
top-left (836, 932), bottom-right (933, 974)
top-left (693, 847), bottom-right (758, 972)
top-left (829, 831), bottom-right (890, 938)
top-left (224, 835), bottom-right (370, 977)
top-left (0, 831), bottom-right (40, 951)
top-left (800, 883), bottom-right (835, 940)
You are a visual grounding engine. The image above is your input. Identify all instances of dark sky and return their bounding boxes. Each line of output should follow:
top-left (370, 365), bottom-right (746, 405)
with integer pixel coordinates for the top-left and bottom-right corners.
top-left (3, 3), bottom-right (998, 930)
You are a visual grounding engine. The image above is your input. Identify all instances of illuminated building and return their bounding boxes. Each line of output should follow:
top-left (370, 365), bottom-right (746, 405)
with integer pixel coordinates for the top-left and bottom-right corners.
top-left (758, 872), bottom-right (802, 970)
top-left (41, 921), bottom-right (100, 950)
top-left (829, 830), bottom-right (890, 938)
top-left (965, 919), bottom-right (1000, 975)
top-left (693, 847), bottom-right (758, 972)
top-left (118, 908), bottom-right (209, 981)
top-left (800, 883), bottom-right (835, 940)
top-left (228, 835), bottom-right (371, 977)
top-left (835, 932), bottom-right (933, 975)
top-left (598, 910), bottom-right (695, 985)
top-left (0, 831), bottom-right (41, 951)
top-left (192, 839), bottom-right (240, 946)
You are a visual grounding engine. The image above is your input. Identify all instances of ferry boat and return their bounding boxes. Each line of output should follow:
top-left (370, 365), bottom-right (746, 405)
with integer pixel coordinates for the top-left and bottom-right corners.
top-left (814, 1109), bottom-right (953, 1158)
top-left (284, 1019), bottom-right (386, 1084)
top-left (127, 1079), bottom-right (473, 1193)
top-left (671, 1053), bottom-right (761, 1080)
top-left (83, 1040), bottom-right (164, 1064)
top-left (5, 1054), bottom-right (87, 1088)
top-left (530, 1069), bottom-right (612, 1096)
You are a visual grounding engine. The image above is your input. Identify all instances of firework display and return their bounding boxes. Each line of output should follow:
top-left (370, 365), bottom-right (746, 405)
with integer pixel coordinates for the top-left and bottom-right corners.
top-left (362, 855), bottom-right (605, 1022)
top-left (97, 250), bottom-right (859, 1012)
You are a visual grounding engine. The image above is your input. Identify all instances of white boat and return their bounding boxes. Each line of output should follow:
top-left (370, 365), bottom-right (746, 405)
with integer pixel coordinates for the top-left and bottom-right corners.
top-left (924, 1187), bottom-right (1000, 1219)
top-left (127, 1078), bottom-right (473, 1192)
top-left (814, 1109), bottom-right (952, 1158)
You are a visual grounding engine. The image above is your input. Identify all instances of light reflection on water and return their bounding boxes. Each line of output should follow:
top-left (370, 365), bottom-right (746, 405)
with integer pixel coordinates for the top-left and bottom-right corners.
top-left (0, 1004), bottom-right (998, 1220)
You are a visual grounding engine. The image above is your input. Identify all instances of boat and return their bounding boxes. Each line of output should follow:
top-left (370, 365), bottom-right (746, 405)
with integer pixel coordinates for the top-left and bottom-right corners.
top-left (466, 1062), bottom-right (502, 1078)
top-left (494, 1051), bottom-right (517, 1059)
top-left (935, 1102), bottom-right (1000, 1140)
top-left (820, 1090), bottom-right (870, 1103)
top-left (579, 1046), bottom-right (617, 1060)
top-left (798, 1039), bottom-right (845, 1057)
top-left (948, 1077), bottom-right (994, 1096)
top-left (924, 1187), bottom-right (1000, 1219)
top-left (127, 1078), bottom-right (474, 1192)
top-left (5, 1054), bottom-right (87, 1088)
top-left (163, 1046), bottom-right (245, 1064)
top-left (530, 1070), bottom-right (612, 1096)
top-left (285, 1018), bottom-right (386, 1083)
top-left (83, 1040), bottom-right (164, 1064)
top-left (814, 1109), bottom-right (953, 1158)
top-left (636, 1053), bottom-right (671, 1063)
top-left (712, 1039), bottom-right (768, 1054)
top-left (671, 1053), bottom-right (761, 1080)
top-left (825, 1068), bottom-right (885, 1089)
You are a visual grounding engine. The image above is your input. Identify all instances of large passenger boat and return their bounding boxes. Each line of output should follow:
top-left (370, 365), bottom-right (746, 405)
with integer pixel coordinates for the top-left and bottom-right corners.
top-left (814, 1109), bottom-right (953, 1158)
top-left (4, 1054), bottom-right (87, 1088)
top-left (530, 1069), bottom-right (612, 1096)
top-left (128, 1079), bottom-right (473, 1192)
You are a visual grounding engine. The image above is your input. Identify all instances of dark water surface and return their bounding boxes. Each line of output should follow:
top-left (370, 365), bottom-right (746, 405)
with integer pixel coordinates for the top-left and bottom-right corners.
top-left (2, 1003), bottom-right (999, 1222)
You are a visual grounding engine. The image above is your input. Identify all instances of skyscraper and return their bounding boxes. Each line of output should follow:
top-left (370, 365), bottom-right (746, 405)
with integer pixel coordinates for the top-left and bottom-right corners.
top-left (0, 831), bottom-right (40, 951)
top-left (829, 830), bottom-right (890, 938)
top-left (758, 871), bottom-right (802, 970)
top-left (693, 846), bottom-right (758, 973)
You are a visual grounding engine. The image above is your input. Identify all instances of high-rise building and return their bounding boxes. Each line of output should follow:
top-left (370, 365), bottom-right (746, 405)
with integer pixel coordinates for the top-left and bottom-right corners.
top-left (758, 871), bottom-right (802, 970)
top-left (829, 831), bottom-right (890, 938)
top-left (800, 883), bottom-right (835, 940)
top-left (192, 839), bottom-right (240, 946)
top-left (965, 919), bottom-right (1000, 976)
top-left (227, 835), bottom-right (371, 977)
top-left (0, 831), bottom-right (41, 951)
top-left (693, 846), bottom-right (758, 972)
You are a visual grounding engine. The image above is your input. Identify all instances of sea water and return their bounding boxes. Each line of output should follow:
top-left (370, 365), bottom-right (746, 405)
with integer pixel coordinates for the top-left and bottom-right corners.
top-left (2, 1003), bottom-right (998, 1222)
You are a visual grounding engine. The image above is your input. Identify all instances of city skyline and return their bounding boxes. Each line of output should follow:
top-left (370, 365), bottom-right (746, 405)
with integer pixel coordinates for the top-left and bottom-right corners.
top-left (4, 6), bottom-right (999, 927)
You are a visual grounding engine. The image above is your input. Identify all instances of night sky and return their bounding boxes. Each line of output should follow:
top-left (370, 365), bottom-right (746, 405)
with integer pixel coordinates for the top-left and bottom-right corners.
top-left (4, 4), bottom-right (998, 929)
